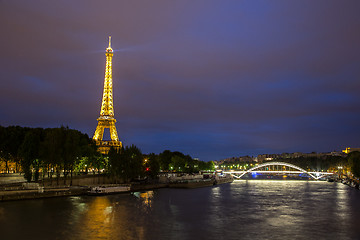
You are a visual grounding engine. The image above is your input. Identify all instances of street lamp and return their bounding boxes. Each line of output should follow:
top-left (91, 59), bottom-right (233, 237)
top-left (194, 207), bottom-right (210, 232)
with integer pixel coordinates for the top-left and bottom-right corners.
top-left (338, 166), bottom-right (343, 179)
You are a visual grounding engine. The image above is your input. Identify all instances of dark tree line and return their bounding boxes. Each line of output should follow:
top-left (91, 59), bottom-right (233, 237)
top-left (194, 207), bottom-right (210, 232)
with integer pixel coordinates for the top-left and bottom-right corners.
top-left (275, 153), bottom-right (360, 178)
top-left (107, 148), bottom-right (215, 183)
top-left (348, 151), bottom-right (360, 178)
top-left (0, 125), bottom-right (29, 173)
top-left (1, 125), bottom-right (216, 184)
top-left (0, 125), bottom-right (96, 184)
top-left (108, 145), bottom-right (145, 182)
top-left (158, 150), bottom-right (215, 172)
top-left (278, 155), bottom-right (347, 172)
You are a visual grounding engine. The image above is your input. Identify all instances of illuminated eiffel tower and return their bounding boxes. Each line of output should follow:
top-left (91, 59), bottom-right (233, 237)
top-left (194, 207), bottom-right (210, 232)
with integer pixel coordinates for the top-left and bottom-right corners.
top-left (93, 36), bottom-right (122, 154)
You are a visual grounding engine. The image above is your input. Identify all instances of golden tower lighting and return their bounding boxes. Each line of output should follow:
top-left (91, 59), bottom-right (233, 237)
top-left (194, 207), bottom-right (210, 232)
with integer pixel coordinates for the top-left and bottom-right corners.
top-left (93, 36), bottom-right (122, 154)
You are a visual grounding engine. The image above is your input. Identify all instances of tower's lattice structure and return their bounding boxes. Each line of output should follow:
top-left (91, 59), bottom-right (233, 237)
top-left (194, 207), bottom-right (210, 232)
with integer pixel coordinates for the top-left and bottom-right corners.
top-left (93, 36), bottom-right (122, 154)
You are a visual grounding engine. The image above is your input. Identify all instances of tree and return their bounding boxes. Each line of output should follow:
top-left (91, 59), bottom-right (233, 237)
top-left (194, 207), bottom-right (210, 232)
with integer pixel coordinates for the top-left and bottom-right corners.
top-left (18, 130), bottom-right (41, 182)
top-left (170, 155), bottom-right (186, 172)
top-left (124, 145), bottom-right (144, 180)
top-left (0, 126), bottom-right (29, 173)
top-left (108, 145), bottom-right (145, 182)
top-left (146, 153), bottom-right (160, 179)
top-left (63, 128), bottom-right (84, 185)
top-left (159, 150), bottom-right (172, 171)
top-left (83, 142), bottom-right (104, 175)
top-left (108, 147), bottom-right (123, 179)
top-left (348, 151), bottom-right (360, 178)
top-left (41, 128), bottom-right (63, 184)
top-left (205, 161), bottom-right (215, 171)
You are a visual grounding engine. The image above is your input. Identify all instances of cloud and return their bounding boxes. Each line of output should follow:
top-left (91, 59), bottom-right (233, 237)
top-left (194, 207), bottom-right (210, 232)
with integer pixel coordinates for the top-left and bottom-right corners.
top-left (0, 0), bottom-right (359, 160)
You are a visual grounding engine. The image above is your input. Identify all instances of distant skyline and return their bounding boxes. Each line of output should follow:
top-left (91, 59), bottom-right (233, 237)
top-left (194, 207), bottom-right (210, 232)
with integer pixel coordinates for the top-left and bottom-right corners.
top-left (1, 1), bottom-right (359, 161)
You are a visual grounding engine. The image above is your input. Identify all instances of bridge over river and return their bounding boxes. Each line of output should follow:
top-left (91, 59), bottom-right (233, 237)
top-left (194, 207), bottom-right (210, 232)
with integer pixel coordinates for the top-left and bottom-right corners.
top-left (223, 162), bottom-right (334, 180)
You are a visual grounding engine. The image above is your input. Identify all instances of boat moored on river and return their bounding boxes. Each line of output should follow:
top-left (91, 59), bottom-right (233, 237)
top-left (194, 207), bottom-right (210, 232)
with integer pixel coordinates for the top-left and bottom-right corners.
top-left (88, 184), bottom-right (131, 195)
top-left (169, 178), bottom-right (215, 188)
top-left (214, 174), bottom-right (234, 185)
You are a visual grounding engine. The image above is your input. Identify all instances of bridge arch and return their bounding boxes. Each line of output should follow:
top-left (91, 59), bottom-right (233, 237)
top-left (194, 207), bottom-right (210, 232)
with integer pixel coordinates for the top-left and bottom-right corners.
top-left (225, 162), bottom-right (331, 180)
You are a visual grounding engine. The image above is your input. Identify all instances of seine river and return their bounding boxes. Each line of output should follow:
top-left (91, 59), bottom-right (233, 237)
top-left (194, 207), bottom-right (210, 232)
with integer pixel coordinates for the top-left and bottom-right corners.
top-left (1, 180), bottom-right (360, 240)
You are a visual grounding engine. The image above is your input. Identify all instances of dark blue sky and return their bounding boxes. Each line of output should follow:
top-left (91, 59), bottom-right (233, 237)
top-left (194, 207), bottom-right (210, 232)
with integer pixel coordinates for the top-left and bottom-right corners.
top-left (1, 1), bottom-right (359, 161)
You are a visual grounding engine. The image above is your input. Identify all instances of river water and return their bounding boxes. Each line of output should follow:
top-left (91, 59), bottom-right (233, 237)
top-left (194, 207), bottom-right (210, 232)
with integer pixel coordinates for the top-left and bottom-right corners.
top-left (1, 180), bottom-right (360, 240)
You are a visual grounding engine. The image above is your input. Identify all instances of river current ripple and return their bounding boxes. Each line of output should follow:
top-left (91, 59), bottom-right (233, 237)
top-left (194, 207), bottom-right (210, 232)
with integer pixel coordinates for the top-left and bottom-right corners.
top-left (1, 180), bottom-right (360, 240)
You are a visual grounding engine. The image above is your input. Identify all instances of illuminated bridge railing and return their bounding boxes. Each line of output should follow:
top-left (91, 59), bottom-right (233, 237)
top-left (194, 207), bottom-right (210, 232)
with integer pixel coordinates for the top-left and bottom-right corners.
top-left (223, 162), bottom-right (334, 180)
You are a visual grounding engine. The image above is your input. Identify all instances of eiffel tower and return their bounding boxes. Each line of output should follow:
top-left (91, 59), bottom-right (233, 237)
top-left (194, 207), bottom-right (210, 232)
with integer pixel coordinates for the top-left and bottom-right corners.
top-left (93, 36), bottom-right (122, 154)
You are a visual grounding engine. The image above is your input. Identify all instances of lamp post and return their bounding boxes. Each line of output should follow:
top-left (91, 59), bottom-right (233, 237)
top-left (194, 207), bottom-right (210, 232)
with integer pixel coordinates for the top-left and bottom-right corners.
top-left (338, 166), bottom-right (343, 180)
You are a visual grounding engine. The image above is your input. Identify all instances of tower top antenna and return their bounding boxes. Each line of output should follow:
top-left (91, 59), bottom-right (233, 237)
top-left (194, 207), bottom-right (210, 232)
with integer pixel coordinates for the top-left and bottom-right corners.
top-left (106, 36), bottom-right (113, 52)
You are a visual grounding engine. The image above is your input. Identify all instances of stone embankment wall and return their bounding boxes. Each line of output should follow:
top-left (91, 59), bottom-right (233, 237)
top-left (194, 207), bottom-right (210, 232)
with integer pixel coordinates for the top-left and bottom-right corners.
top-left (40, 174), bottom-right (125, 187)
top-left (0, 187), bottom-right (86, 201)
top-left (0, 174), bottom-right (125, 202)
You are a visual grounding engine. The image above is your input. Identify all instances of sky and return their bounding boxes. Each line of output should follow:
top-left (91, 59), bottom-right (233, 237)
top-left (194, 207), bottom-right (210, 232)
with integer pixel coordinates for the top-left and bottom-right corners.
top-left (0, 1), bottom-right (359, 161)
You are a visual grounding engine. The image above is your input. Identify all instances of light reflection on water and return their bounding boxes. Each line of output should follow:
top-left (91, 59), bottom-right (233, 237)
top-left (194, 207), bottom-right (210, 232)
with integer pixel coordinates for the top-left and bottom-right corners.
top-left (77, 197), bottom-right (112, 240)
top-left (0, 180), bottom-right (360, 240)
top-left (133, 191), bottom-right (154, 210)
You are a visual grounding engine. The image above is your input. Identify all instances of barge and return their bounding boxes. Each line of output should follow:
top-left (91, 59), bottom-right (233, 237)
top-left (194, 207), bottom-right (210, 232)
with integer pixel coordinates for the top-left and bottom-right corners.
top-left (169, 179), bottom-right (215, 188)
top-left (88, 184), bottom-right (131, 195)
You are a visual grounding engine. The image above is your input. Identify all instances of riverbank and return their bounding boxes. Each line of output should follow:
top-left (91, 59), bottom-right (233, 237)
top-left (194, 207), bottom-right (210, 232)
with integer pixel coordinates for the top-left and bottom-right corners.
top-left (335, 176), bottom-right (360, 190)
top-left (0, 177), bottom-right (233, 202)
top-left (0, 186), bottom-right (87, 201)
